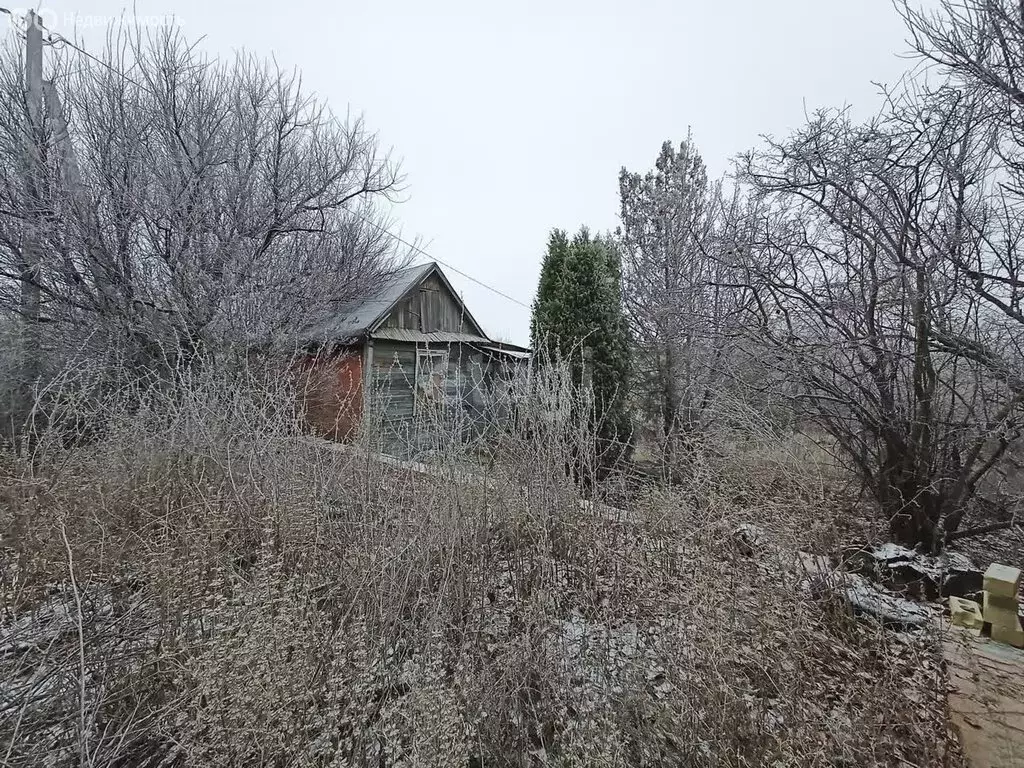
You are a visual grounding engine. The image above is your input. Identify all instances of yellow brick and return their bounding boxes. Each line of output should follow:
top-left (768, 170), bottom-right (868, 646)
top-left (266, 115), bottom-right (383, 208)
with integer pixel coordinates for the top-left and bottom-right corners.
top-left (986, 611), bottom-right (1022, 631)
top-left (982, 563), bottom-right (1022, 598)
top-left (983, 591), bottom-right (1019, 618)
top-left (991, 619), bottom-right (1024, 648)
top-left (948, 597), bottom-right (984, 633)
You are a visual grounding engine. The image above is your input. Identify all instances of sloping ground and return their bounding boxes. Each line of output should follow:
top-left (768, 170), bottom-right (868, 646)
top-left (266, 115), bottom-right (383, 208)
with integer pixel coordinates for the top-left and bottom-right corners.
top-left (1, 434), bottom-right (967, 766)
top-left (944, 627), bottom-right (1024, 768)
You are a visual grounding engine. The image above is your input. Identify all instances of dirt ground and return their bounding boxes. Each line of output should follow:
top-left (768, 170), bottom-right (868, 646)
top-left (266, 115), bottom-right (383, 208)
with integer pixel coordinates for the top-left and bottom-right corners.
top-left (944, 627), bottom-right (1024, 768)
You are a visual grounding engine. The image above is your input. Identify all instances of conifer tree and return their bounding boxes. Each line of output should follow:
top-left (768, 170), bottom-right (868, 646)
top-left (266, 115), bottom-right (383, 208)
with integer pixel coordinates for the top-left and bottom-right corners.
top-left (530, 227), bottom-right (631, 467)
top-left (529, 229), bottom-right (570, 360)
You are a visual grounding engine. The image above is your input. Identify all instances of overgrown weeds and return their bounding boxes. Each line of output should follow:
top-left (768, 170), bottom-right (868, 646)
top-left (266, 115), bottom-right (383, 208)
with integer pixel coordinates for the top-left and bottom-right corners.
top-left (0, 362), bottom-right (958, 766)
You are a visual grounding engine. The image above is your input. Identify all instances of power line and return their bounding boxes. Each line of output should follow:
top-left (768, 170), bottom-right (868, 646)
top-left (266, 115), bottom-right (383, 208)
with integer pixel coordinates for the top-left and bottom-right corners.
top-left (47, 34), bottom-right (157, 97)
top-left (353, 212), bottom-right (530, 309)
top-left (5, 9), bottom-right (532, 311)
top-left (3, 8), bottom-right (158, 96)
top-left (52, 40), bottom-right (156, 98)
top-left (418, 253), bottom-right (531, 310)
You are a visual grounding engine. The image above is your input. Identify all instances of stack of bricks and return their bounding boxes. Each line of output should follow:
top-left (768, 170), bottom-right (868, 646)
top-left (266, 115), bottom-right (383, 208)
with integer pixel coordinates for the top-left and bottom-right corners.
top-left (983, 563), bottom-right (1024, 648)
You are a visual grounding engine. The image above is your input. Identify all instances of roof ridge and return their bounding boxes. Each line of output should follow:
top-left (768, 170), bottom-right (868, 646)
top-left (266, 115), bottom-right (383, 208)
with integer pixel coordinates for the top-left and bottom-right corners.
top-left (302, 260), bottom-right (492, 344)
top-left (393, 260), bottom-right (435, 274)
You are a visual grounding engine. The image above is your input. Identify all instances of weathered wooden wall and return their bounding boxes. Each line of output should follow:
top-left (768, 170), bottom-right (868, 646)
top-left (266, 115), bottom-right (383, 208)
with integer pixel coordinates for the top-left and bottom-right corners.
top-left (379, 274), bottom-right (476, 333)
top-left (297, 265), bottom-right (528, 453)
top-left (368, 340), bottom-right (497, 455)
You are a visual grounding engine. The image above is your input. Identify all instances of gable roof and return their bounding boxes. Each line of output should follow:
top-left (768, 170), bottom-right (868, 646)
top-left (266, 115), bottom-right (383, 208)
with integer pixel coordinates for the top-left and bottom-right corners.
top-left (308, 262), bottom-right (489, 343)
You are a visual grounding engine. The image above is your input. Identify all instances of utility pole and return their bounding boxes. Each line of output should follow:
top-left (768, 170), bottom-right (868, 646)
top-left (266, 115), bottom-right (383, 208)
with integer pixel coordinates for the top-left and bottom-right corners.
top-left (18, 10), bottom-right (43, 448)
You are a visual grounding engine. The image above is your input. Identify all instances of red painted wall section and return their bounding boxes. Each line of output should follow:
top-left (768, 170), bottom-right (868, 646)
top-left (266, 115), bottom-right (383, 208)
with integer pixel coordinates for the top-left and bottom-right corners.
top-left (295, 349), bottom-right (364, 441)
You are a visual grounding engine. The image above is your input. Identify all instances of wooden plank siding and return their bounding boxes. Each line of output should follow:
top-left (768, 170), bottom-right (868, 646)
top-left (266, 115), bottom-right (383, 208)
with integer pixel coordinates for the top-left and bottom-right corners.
top-left (379, 274), bottom-right (479, 334)
top-left (293, 338), bottom-right (519, 458)
top-left (367, 340), bottom-right (493, 456)
top-left (297, 263), bottom-right (528, 456)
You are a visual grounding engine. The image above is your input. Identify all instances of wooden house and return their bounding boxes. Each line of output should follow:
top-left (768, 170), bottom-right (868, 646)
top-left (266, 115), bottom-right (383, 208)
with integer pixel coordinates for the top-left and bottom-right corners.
top-left (297, 262), bottom-right (530, 454)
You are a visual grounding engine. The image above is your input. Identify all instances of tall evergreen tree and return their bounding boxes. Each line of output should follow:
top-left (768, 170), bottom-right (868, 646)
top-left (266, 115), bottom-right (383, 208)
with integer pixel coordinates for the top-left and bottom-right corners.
top-left (531, 227), bottom-right (631, 466)
top-left (589, 235), bottom-right (631, 460)
top-left (530, 229), bottom-right (570, 360)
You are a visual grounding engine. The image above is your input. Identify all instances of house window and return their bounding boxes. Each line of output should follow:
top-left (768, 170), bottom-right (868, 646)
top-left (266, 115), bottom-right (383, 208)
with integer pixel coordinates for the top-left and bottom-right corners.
top-left (415, 349), bottom-right (448, 413)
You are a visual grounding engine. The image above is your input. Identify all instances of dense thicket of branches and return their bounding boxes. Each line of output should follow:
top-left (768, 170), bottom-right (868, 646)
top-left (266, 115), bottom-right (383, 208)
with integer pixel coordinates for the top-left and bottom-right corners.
top-left (736, 87), bottom-right (1022, 549)
top-left (900, 0), bottom-right (1024, 361)
top-left (618, 139), bottom-right (757, 454)
top-left (0, 26), bottom-right (402, 388)
top-left (610, 5), bottom-right (1024, 549)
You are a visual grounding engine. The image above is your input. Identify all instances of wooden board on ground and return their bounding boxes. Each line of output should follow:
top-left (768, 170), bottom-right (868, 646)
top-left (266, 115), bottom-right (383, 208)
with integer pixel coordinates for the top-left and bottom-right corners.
top-left (944, 626), bottom-right (1024, 767)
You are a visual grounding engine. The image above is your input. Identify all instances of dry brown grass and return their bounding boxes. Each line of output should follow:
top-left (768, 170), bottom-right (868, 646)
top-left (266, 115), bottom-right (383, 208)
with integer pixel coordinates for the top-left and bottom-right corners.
top-left (0, 364), bottom-right (960, 767)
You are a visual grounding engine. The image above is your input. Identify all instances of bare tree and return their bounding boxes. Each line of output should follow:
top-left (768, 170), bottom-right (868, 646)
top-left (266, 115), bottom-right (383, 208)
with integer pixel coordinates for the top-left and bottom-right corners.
top-left (0, 23), bottom-right (404, 384)
top-left (901, 0), bottom-right (1024, 375)
top-left (738, 86), bottom-right (1023, 549)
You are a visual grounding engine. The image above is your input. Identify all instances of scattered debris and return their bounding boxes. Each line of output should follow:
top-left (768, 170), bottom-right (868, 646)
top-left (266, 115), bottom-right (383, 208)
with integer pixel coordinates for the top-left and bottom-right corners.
top-left (940, 557), bottom-right (984, 600)
top-left (838, 572), bottom-right (935, 628)
top-left (732, 523), bottom-right (769, 557)
top-left (983, 564), bottom-right (1024, 648)
top-left (743, 530), bottom-right (935, 628)
top-left (990, 621), bottom-right (1024, 648)
top-left (844, 543), bottom-right (984, 601)
top-left (983, 563), bottom-right (1022, 598)
top-left (935, 550), bottom-right (984, 599)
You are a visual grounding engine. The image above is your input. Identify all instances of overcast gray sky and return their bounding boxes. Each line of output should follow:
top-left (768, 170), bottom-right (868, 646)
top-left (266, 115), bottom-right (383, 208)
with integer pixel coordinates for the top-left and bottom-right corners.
top-left (11, 0), bottom-right (931, 345)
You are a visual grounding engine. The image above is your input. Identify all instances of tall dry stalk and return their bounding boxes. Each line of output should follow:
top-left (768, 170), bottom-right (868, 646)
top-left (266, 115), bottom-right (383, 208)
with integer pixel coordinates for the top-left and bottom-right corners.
top-left (0, 356), bottom-right (956, 767)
